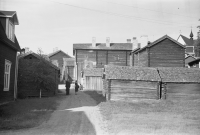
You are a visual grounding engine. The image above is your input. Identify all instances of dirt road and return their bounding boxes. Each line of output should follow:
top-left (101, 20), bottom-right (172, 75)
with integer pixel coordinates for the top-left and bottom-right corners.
top-left (1, 89), bottom-right (108, 135)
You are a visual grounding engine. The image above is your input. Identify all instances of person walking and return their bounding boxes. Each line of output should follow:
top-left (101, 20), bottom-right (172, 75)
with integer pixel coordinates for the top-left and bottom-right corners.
top-left (75, 81), bottom-right (79, 95)
top-left (65, 79), bottom-right (71, 95)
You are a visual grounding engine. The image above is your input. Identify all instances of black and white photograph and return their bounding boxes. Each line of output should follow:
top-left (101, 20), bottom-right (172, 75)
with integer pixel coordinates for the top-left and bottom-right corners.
top-left (0, 0), bottom-right (200, 134)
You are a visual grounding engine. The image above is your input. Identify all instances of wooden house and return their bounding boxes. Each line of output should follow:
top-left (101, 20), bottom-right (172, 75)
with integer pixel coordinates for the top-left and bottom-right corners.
top-left (18, 53), bottom-right (59, 98)
top-left (132, 35), bottom-right (185, 67)
top-left (177, 31), bottom-right (196, 56)
top-left (48, 50), bottom-right (71, 83)
top-left (73, 37), bottom-right (134, 89)
top-left (0, 11), bottom-right (21, 103)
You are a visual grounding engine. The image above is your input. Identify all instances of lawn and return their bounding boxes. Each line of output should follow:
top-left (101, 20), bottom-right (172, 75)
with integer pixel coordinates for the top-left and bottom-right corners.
top-left (0, 95), bottom-right (64, 130)
top-left (99, 99), bottom-right (200, 135)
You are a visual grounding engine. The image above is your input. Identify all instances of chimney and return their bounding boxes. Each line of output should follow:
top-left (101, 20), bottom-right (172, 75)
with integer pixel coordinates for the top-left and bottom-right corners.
top-left (127, 39), bottom-right (131, 43)
top-left (138, 43), bottom-right (141, 48)
top-left (92, 37), bottom-right (96, 47)
top-left (198, 32), bottom-right (200, 39)
top-left (106, 37), bottom-right (110, 47)
top-left (132, 37), bottom-right (138, 50)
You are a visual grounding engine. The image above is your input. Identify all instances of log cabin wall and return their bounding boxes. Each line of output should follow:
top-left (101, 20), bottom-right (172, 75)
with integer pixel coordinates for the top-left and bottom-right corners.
top-left (149, 39), bottom-right (185, 67)
top-left (109, 80), bottom-right (158, 101)
top-left (137, 49), bottom-right (148, 67)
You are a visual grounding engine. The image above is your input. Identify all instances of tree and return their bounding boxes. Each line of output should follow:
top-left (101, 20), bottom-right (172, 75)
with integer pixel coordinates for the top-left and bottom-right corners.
top-left (195, 19), bottom-right (200, 57)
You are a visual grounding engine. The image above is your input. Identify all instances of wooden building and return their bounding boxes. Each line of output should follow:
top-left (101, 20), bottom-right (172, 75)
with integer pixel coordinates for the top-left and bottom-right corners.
top-left (83, 68), bottom-right (103, 91)
top-left (132, 35), bottom-right (185, 67)
top-left (73, 37), bottom-right (133, 87)
top-left (0, 11), bottom-right (21, 103)
top-left (18, 53), bottom-right (59, 98)
top-left (48, 50), bottom-right (71, 83)
top-left (158, 67), bottom-right (200, 100)
top-left (62, 58), bottom-right (75, 82)
top-left (104, 65), bottom-right (161, 101)
top-left (185, 55), bottom-right (196, 68)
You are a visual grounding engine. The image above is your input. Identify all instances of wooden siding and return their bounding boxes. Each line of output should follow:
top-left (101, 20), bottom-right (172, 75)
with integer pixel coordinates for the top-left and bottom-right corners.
top-left (149, 39), bottom-right (185, 67)
top-left (76, 50), bottom-right (131, 83)
top-left (138, 49), bottom-right (148, 67)
top-left (109, 80), bottom-right (158, 101)
top-left (85, 76), bottom-right (103, 91)
top-left (0, 41), bottom-right (17, 103)
top-left (163, 83), bottom-right (200, 100)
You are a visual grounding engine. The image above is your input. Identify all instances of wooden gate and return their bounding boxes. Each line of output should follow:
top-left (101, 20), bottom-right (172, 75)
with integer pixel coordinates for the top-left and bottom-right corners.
top-left (85, 76), bottom-right (103, 90)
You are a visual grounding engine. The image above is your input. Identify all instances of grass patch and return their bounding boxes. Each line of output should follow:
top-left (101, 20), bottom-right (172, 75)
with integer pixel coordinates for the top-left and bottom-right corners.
top-left (99, 99), bottom-right (200, 134)
top-left (0, 96), bottom-right (64, 131)
top-left (83, 90), bottom-right (106, 105)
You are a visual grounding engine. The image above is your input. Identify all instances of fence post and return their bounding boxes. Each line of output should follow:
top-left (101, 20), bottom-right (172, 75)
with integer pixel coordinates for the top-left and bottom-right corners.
top-left (157, 82), bottom-right (161, 99)
top-left (106, 80), bottom-right (111, 101)
top-left (164, 83), bottom-right (167, 99)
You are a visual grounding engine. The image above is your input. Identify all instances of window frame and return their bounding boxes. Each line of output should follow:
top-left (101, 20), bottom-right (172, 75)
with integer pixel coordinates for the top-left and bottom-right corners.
top-left (6, 19), bottom-right (15, 42)
top-left (4, 60), bottom-right (12, 91)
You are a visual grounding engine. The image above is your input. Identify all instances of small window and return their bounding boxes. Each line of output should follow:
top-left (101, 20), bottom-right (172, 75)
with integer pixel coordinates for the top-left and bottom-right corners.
top-left (186, 46), bottom-right (194, 54)
top-left (4, 60), bottom-right (12, 91)
top-left (7, 21), bottom-right (15, 42)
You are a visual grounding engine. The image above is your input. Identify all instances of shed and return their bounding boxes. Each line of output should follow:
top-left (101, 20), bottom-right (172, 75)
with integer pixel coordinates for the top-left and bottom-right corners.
top-left (104, 65), bottom-right (161, 101)
top-left (158, 67), bottom-right (200, 100)
top-left (18, 53), bottom-right (60, 98)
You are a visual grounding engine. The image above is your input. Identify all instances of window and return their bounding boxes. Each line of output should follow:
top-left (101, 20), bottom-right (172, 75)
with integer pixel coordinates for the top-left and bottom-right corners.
top-left (186, 46), bottom-right (194, 54)
top-left (7, 20), bottom-right (15, 42)
top-left (4, 60), bottom-right (12, 91)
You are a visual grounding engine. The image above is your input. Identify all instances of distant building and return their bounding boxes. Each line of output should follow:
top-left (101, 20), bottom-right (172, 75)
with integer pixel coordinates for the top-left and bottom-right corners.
top-left (48, 50), bottom-right (72, 83)
top-left (0, 11), bottom-right (21, 103)
top-left (132, 35), bottom-right (185, 67)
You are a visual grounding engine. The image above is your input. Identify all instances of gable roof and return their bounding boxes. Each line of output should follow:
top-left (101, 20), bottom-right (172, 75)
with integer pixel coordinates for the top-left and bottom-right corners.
top-left (19, 53), bottom-right (60, 71)
top-left (158, 67), bottom-right (200, 83)
top-left (105, 65), bottom-right (161, 82)
top-left (73, 43), bottom-right (132, 51)
top-left (0, 11), bottom-right (19, 25)
top-left (134, 35), bottom-right (185, 53)
top-left (188, 58), bottom-right (200, 65)
top-left (48, 50), bottom-right (71, 58)
top-left (177, 35), bottom-right (196, 46)
top-left (0, 22), bottom-right (21, 51)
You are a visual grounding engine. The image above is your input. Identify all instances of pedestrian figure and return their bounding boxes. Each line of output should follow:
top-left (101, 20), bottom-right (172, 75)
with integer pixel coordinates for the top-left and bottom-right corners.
top-left (65, 79), bottom-right (71, 95)
top-left (75, 81), bottom-right (79, 95)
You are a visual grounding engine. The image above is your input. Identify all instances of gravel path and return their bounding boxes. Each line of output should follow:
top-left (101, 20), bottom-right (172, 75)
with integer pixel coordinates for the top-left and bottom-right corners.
top-left (0, 90), bottom-right (108, 135)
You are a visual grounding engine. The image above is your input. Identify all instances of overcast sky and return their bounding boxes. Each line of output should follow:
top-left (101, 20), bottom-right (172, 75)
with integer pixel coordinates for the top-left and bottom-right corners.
top-left (1, 0), bottom-right (200, 56)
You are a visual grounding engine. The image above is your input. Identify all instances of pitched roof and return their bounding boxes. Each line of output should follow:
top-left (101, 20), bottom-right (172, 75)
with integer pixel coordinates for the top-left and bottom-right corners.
top-left (19, 53), bottom-right (60, 71)
top-left (105, 65), bottom-right (161, 82)
top-left (0, 11), bottom-right (19, 25)
top-left (158, 67), bottom-right (200, 83)
top-left (48, 50), bottom-right (71, 58)
top-left (73, 43), bottom-right (132, 50)
top-left (84, 68), bottom-right (103, 77)
top-left (178, 35), bottom-right (196, 46)
top-left (0, 22), bottom-right (21, 51)
top-left (135, 35), bottom-right (185, 53)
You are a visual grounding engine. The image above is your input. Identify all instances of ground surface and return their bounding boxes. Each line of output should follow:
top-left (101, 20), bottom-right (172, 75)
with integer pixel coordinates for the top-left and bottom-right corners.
top-left (0, 88), bottom-right (108, 135)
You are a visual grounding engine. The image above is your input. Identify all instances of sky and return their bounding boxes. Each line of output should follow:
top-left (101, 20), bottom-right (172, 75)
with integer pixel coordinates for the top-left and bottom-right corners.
top-left (1, 0), bottom-right (200, 56)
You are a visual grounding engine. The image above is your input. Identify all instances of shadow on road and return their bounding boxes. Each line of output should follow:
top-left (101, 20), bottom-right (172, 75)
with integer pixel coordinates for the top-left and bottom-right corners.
top-left (83, 90), bottom-right (106, 105)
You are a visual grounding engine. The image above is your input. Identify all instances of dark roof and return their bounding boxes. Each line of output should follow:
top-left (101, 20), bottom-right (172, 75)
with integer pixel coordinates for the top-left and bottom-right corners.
top-left (135, 35), bottom-right (185, 53)
top-left (158, 67), bottom-right (200, 83)
top-left (105, 65), bottom-right (161, 82)
top-left (19, 53), bottom-right (60, 71)
top-left (188, 58), bottom-right (200, 65)
top-left (73, 43), bottom-right (132, 50)
top-left (48, 50), bottom-right (71, 58)
top-left (0, 11), bottom-right (19, 25)
top-left (84, 68), bottom-right (103, 77)
top-left (178, 35), bottom-right (196, 46)
top-left (0, 22), bottom-right (21, 51)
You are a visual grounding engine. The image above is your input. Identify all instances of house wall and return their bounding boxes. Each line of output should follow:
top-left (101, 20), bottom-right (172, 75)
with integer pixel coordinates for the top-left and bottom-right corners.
top-left (0, 41), bottom-right (17, 103)
top-left (0, 18), bottom-right (7, 31)
top-left (149, 39), bottom-right (185, 67)
top-left (185, 56), bottom-right (196, 66)
top-left (76, 50), bottom-right (131, 83)
top-left (138, 49), bottom-right (148, 67)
